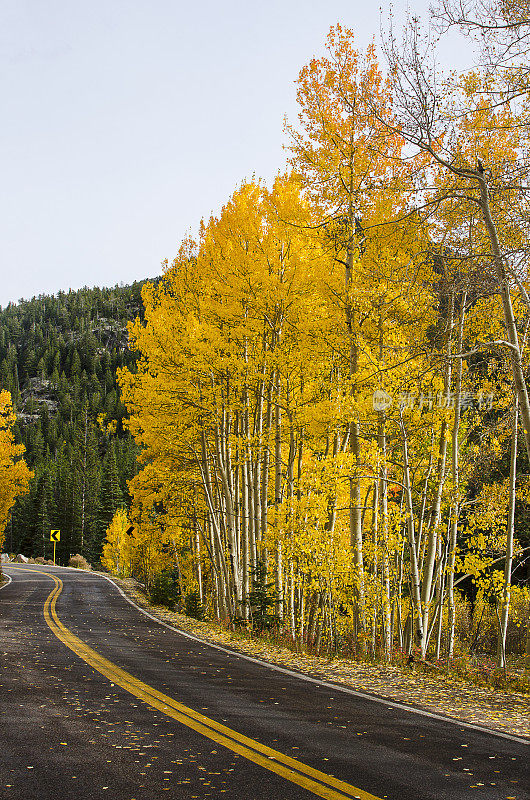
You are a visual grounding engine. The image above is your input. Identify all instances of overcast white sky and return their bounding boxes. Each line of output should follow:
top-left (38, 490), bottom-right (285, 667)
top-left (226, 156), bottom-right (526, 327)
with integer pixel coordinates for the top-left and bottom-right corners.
top-left (1, 0), bottom-right (461, 307)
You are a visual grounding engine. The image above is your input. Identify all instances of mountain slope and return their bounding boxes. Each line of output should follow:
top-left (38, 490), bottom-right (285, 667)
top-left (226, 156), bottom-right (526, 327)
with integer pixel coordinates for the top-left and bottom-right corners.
top-left (0, 282), bottom-right (147, 563)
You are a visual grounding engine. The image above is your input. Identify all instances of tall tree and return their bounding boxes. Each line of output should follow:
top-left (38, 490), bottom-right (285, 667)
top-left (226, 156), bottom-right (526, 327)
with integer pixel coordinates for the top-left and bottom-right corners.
top-left (0, 391), bottom-right (32, 551)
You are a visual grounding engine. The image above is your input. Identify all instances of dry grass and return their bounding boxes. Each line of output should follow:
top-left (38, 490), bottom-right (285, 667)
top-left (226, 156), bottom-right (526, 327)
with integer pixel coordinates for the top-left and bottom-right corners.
top-left (69, 554), bottom-right (92, 570)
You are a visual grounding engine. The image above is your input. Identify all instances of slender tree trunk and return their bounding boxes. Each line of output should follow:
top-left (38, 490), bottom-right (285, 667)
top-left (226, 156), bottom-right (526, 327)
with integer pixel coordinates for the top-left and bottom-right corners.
top-left (497, 400), bottom-right (518, 668)
top-left (344, 198), bottom-right (365, 647)
top-left (200, 431), bottom-right (232, 618)
top-left (261, 373), bottom-right (273, 549)
top-left (477, 171), bottom-right (530, 460)
top-left (447, 295), bottom-right (466, 658)
top-left (524, 603), bottom-right (530, 673)
top-left (400, 413), bottom-right (424, 651)
top-left (289, 561), bottom-right (296, 639)
top-left (274, 368), bottom-right (283, 619)
top-left (376, 308), bottom-right (392, 659)
top-left (241, 454), bottom-right (250, 620)
top-left (372, 477), bottom-right (379, 656)
top-left (421, 293), bottom-right (455, 654)
top-left (195, 525), bottom-right (203, 603)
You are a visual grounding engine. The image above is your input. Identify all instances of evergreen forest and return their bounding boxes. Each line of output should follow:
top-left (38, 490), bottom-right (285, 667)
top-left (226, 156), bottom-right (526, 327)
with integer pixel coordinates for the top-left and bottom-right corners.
top-left (0, 282), bottom-right (146, 563)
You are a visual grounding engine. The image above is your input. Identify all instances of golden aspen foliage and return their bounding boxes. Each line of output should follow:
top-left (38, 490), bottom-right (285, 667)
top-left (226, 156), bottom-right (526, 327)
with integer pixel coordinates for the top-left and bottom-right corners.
top-left (101, 508), bottom-right (132, 577)
top-left (0, 391), bottom-right (32, 549)
top-left (115, 25), bottom-right (528, 669)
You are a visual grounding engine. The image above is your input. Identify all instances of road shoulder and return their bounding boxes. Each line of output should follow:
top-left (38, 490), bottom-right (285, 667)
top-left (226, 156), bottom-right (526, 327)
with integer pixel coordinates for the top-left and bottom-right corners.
top-left (104, 575), bottom-right (529, 741)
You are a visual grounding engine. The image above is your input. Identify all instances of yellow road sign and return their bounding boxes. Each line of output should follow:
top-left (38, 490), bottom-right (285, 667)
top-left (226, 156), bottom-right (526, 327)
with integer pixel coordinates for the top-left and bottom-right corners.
top-left (50, 530), bottom-right (61, 542)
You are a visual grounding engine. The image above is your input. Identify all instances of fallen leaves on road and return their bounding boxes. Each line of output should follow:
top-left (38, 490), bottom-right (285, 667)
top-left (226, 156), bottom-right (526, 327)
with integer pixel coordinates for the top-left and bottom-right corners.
top-left (111, 577), bottom-right (530, 740)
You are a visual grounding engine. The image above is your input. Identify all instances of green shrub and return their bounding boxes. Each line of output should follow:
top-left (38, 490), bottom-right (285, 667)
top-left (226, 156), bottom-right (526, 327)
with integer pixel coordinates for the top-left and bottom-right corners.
top-left (247, 559), bottom-right (281, 633)
top-left (149, 571), bottom-right (180, 609)
top-left (185, 590), bottom-right (205, 620)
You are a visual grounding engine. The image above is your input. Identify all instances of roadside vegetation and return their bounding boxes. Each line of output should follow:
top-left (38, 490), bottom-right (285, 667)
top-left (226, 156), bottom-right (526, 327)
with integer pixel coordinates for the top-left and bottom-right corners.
top-left (0, 391), bottom-right (32, 581)
top-left (2, 1), bottom-right (530, 694)
top-left (103, 3), bottom-right (530, 687)
top-left (111, 575), bottom-right (530, 739)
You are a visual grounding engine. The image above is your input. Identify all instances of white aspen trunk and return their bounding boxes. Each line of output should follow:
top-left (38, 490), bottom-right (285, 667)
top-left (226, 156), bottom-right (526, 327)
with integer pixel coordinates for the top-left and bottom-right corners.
top-left (299, 581), bottom-right (306, 643)
top-left (195, 526), bottom-right (203, 604)
top-left (434, 573), bottom-right (446, 660)
top-left (395, 541), bottom-right (405, 651)
top-left (297, 427), bottom-right (303, 494)
top-left (206, 518), bottom-right (222, 620)
top-left (289, 561), bottom-right (296, 640)
top-left (497, 400), bottom-right (518, 668)
top-left (241, 457), bottom-right (250, 620)
top-left (447, 295), bottom-right (466, 658)
top-left (196, 512), bottom-right (220, 619)
top-left (261, 374), bottom-right (273, 541)
top-left (433, 522), bottom-right (450, 659)
top-left (241, 514), bottom-right (249, 620)
top-left (315, 593), bottom-right (324, 652)
top-left (274, 368), bottom-right (284, 619)
top-left (253, 455), bottom-right (261, 562)
top-left (200, 431), bottom-right (232, 618)
top-left (420, 294), bottom-right (455, 654)
top-left (400, 413), bottom-right (424, 651)
top-left (344, 201), bottom-right (364, 645)
top-left (214, 424), bottom-right (241, 609)
top-left (234, 412), bottom-right (240, 563)
top-left (477, 169), bottom-right (530, 461)
top-left (247, 459), bottom-right (257, 574)
top-left (418, 433), bottom-right (435, 572)
top-left (307, 591), bottom-right (319, 646)
top-left (324, 431), bottom-right (340, 533)
top-left (254, 375), bottom-right (264, 552)
top-left (240, 411), bottom-right (250, 617)
top-left (372, 477), bottom-right (379, 656)
top-left (243, 373), bottom-right (255, 562)
top-left (350, 421), bottom-right (365, 640)
top-left (226, 405), bottom-right (234, 505)
top-left (524, 603), bottom-right (530, 673)
top-left (377, 403), bottom-right (392, 657)
top-left (382, 532), bottom-right (392, 659)
top-left (286, 378), bottom-right (296, 504)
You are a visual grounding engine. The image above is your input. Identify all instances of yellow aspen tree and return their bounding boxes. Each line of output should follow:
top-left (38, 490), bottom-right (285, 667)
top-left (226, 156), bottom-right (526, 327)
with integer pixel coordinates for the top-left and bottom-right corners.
top-left (286, 24), bottom-right (417, 645)
top-left (120, 176), bottom-right (338, 621)
top-left (0, 391), bottom-right (32, 549)
top-left (387, 21), bottom-right (530, 459)
top-left (101, 508), bottom-right (132, 577)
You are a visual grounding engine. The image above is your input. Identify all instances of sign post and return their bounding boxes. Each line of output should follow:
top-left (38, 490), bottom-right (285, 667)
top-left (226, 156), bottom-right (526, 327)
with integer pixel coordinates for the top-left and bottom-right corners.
top-left (50, 530), bottom-right (60, 565)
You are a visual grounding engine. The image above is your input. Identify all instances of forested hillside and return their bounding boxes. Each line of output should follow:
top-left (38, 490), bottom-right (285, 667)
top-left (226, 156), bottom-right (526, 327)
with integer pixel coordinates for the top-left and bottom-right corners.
top-left (0, 282), bottom-right (146, 563)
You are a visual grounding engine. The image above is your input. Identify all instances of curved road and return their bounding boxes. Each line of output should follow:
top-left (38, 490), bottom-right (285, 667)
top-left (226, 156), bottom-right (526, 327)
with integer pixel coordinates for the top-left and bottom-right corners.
top-left (0, 565), bottom-right (527, 800)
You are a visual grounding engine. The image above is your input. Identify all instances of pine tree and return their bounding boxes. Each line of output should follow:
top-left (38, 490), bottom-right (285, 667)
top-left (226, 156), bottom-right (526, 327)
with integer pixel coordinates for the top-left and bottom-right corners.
top-left (89, 441), bottom-right (123, 563)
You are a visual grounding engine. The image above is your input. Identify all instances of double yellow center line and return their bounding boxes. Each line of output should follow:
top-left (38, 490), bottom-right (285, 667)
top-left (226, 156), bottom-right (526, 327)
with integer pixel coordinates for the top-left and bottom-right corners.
top-left (14, 569), bottom-right (384, 800)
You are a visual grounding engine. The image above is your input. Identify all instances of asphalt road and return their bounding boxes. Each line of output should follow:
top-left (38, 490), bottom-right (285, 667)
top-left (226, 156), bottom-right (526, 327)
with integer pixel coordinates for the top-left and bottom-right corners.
top-left (0, 565), bottom-right (527, 800)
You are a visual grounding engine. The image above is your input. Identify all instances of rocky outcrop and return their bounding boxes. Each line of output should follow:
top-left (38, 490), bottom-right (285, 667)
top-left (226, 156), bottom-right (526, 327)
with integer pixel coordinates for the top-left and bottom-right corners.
top-left (18, 377), bottom-right (58, 423)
